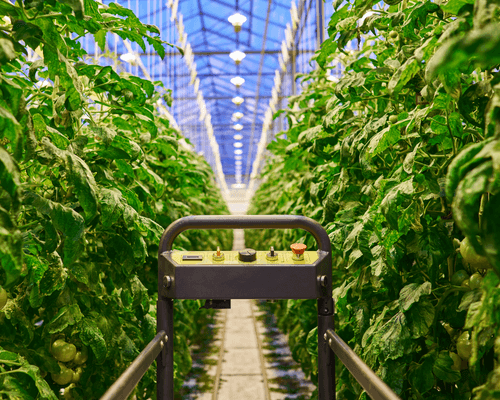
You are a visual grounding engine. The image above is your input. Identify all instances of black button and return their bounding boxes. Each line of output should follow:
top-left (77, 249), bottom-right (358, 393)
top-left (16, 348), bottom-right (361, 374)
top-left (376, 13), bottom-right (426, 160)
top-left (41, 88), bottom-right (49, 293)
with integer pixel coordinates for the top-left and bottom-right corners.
top-left (238, 249), bottom-right (257, 262)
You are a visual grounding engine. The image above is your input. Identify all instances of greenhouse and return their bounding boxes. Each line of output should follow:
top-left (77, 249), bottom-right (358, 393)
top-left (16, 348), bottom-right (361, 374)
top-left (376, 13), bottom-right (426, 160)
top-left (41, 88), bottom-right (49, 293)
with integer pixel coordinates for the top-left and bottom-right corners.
top-left (1, 0), bottom-right (500, 399)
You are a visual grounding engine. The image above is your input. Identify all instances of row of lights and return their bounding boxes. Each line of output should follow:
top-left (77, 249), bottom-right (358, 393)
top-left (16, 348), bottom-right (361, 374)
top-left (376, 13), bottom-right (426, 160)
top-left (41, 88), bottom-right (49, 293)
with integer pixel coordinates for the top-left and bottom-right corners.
top-left (228, 12), bottom-right (248, 187)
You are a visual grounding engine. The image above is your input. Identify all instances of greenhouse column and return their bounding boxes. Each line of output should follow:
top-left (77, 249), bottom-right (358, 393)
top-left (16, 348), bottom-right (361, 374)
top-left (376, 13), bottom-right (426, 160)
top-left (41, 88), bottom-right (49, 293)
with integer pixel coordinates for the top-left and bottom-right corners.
top-left (316, 0), bottom-right (325, 47)
top-left (318, 297), bottom-right (335, 400)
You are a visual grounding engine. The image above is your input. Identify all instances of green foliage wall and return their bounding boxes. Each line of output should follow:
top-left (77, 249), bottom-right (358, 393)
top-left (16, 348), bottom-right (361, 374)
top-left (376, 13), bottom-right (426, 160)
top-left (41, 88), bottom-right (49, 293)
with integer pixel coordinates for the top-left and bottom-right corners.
top-left (0, 1), bottom-right (232, 399)
top-left (247, 0), bottom-right (500, 399)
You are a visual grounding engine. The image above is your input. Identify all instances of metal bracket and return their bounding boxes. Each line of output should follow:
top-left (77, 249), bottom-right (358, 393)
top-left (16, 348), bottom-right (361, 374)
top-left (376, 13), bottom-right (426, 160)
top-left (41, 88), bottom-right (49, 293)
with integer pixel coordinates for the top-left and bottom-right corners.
top-left (199, 299), bottom-right (231, 309)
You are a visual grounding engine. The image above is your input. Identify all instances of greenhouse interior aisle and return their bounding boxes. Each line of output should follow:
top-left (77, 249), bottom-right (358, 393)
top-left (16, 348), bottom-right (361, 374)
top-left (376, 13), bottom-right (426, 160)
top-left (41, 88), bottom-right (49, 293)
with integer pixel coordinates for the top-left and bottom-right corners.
top-left (177, 189), bottom-right (315, 400)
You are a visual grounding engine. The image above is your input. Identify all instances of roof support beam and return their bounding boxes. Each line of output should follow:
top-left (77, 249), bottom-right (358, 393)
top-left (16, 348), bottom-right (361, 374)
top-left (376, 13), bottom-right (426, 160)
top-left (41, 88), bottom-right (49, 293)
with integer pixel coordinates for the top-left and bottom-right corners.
top-left (244, 0), bottom-right (273, 185)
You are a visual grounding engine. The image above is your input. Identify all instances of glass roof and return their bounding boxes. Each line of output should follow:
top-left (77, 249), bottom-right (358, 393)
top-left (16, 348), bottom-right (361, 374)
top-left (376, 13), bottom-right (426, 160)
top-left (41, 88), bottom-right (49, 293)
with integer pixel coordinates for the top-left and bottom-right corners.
top-left (92, 0), bottom-right (333, 192)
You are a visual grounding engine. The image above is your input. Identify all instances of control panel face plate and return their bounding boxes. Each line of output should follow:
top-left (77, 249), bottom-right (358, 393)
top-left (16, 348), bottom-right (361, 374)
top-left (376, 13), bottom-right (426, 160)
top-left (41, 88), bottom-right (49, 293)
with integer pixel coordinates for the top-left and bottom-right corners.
top-left (171, 251), bottom-right (319, 265)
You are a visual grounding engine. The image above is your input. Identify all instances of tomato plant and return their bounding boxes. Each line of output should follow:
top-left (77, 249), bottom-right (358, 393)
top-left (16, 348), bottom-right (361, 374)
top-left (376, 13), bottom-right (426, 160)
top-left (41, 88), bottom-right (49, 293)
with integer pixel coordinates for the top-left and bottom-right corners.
top-left (0, 1), bottom-right (232, 399)
top-left (247, 0), bottom-right (500, 399)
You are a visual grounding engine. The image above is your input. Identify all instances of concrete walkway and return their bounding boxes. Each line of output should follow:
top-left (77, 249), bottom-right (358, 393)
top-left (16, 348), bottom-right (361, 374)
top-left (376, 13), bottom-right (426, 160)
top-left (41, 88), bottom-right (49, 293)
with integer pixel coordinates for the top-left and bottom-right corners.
top-left (176, 191), bottom-right (315, 400)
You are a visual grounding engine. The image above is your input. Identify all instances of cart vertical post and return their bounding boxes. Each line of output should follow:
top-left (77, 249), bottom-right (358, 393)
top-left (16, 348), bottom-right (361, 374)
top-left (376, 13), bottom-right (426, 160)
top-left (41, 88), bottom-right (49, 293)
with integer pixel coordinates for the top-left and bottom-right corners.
top-left (157, 297), bottom-right (173, 400)
top-left (318, 297), bottom-right (335, 400)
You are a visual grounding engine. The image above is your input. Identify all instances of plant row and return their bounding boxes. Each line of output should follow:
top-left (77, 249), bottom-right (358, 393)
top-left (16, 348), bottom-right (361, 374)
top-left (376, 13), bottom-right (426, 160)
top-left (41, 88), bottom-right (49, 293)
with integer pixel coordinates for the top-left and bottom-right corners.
top-left (0, 1), bottom-right (232, 399)
top-left (246, 0), bottom-right (500, 399)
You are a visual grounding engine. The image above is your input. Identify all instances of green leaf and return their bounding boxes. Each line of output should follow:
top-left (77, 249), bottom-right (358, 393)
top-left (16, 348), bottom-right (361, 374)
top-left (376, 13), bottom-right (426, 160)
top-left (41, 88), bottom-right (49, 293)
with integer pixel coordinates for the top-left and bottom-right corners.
top-left (0, 146), bottom-right (20, 201)
top-left (44, 127), bottom-right (70, 150)
top-left (406, 300), bottom-right (435, 339)
top-left (24, 192), bottom-right (85, 265)
top-left (0, 347), bottom-right (58, 400)
top-left (370, 311), bottom-right (412, 362)
top-left (427, 23), bottom-right (500, 78)
top-left (380, 179), bottom-right (414, 230)
top-left (40, 138), bottom-right (98, 221)
top-left (409, 355), bottom-right (435, 395)
top-left (433, 351), bottom-right (461, 382)
top-left (39, 258), bottom-right (67, 298)
top-left (0, 38), bottom-right (16, 64)
top-left (105, 234), bottom-right (135, 275)
top-left (65, 150), bottom-right (98, 222)
top-left (388, 57), bottom-right (420, 94)
top-left (79, 318), bottom-right (107, 364)
top-left (47, 303), bottom-right (84, 334)
top-left (453, 161), bottom-right (492, 248)
top-left (399, 282), bottom-right (432, 311)
top-left (0, 229), bottom-right (23, 288)
top-left (60, 0), bottom-right (85, 19)
top-left (366, 125), bottom-right (401, 157)
top-left (129, 276), bottom-right (149, 315)
top-left (99, 187), bottom-right (125, 228)
top-left (94, 29), bottom-right (106, 51)
top-left (64, 86), bottom-right (81, 111)
top-left (480, 191), bottom-right (500, 275)
top-left (306, 326), bottom-right (318, 357)
top-left (26, 253), bottom-right (48, 285)
top-left (440, 0), bottom-right (474, 14)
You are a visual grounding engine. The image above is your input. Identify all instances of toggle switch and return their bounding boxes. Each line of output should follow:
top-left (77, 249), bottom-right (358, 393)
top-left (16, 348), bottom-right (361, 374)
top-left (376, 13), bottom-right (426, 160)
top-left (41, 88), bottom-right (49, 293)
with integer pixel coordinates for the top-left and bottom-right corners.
top-left (212, 246), bottom-right (225, 261)
top-left (266, 246), bottom-right (278, 261)
top-left (291, 243), bottom-right (307, 261)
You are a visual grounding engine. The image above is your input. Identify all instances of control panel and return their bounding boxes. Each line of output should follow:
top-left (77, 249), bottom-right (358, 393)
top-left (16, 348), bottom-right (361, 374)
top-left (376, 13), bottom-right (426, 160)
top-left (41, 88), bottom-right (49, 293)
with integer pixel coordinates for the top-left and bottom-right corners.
top-left (171, 243), bottom-right (318, 266)
top-left (159, 239), bottom-right (331, 305)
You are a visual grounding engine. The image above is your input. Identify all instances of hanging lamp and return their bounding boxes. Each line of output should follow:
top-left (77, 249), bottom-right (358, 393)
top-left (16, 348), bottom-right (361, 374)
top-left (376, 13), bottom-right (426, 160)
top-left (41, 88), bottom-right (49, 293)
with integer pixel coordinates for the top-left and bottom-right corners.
top-left (229, 50), bottom-right (246, 65)
top-left (232, 96), bottom-right (244, 106)
top-left (230, 76), bottom-right (245, 87)
top-left (228, 13), bottom-right (247, 32)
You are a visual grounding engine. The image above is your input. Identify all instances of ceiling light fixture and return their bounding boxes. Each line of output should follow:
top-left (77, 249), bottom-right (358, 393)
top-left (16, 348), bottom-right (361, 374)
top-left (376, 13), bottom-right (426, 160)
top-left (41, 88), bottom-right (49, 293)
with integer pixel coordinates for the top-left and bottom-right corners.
top-left (234, 149), bottom-right (243, 155)
top-left (229, 50), bottom-right (246, 65)
top-left (232, 96), bottom-right (244, 106)
top-left (228, 13), bottom-right (247, 32)
top-left (230, 76), bottom-right (245, 87)
top-left (233, 124), bottom-right (243, 131)
top-left (120, 52), bottom-right (136, 64)
top-left (233, 134), bottom-right (243, 140)
top-left (234, 142), bottom-right (243, 148)
top-left (235, 160), bottom-right (242, 165)
top-left (235, 155), bottom-right (243, 160)
top-left (232, 111), bottom-right (244, 119)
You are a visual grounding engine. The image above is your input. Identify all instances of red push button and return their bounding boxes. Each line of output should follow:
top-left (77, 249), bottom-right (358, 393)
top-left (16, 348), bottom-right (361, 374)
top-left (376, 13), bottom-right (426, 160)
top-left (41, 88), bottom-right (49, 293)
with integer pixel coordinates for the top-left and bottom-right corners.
top-left (290, 243), bottom-right (307, 255)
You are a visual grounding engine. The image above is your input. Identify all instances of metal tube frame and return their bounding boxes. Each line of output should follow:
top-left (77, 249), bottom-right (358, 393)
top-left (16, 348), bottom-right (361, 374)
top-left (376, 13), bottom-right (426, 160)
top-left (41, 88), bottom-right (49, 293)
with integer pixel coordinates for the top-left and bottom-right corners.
top-left (157, 215), bottom-right (335, 400)
top-left (99, 215), bottom-right (401, 400)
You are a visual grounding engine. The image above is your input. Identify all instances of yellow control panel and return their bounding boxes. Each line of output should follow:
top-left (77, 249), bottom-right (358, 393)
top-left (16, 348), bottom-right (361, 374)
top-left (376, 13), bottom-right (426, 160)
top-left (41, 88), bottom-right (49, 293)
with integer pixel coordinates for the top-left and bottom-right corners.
top-left (171, 250), bottom-right (319, 265)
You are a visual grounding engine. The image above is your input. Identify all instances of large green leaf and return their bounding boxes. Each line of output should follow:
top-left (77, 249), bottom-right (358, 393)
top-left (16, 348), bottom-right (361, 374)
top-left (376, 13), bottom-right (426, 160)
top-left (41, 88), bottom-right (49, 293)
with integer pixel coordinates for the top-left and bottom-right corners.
top-left (47, 303), bottom-right (84, 334)
top-left (399, 282), bottom-right (432, 312)
top-left (0, 347), bottom-right (58, 400)
top-left (24, 192), bottom-right (85, 265)
top-left (79, 318), bottom-right (107, 364)
top-left (388, 57), bottom-right (420, 94)
top-left (433, 351), bottom-right (461, 382)
top-left (41, 138), bottom-right (98, 221)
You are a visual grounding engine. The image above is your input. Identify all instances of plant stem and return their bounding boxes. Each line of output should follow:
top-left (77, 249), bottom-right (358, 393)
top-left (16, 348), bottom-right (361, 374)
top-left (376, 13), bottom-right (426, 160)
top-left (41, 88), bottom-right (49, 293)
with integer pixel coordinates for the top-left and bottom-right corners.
top-left (446, 111), bottom-right (457, 156)
top-left (18, 220), bottom-right (40, 230)
top-left (479, 192), bottom-right (487, 229)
